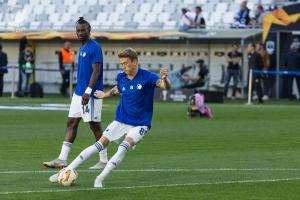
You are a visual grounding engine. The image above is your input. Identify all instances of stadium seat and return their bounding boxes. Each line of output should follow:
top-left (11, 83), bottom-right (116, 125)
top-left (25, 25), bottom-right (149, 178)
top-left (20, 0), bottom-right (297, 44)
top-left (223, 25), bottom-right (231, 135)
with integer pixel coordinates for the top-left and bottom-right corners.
top-left (215, 2), bottom-right (228, 13)
top-left (158, 13), bottom-right (170, 23)
top-left (96, 13), bottom-right (108, 23)
top-left (112, 21), bottom-right (126, 30)
top-left (0, 0), bottom-right (267, 31)
top-left (202, 3), bottom-right (215, 12)
top-left (145, 13), bottom-right (157, 24)
top-left (195, 0), bottom-right (207, 4)
top-left (120, 13), bottom-right (133, 23)
top-left (163, 20), bottom-right (177, 30)
top-left (223, 12), bottom-right (235, 24)
top-left (102, 4), bottom-right (115, 13)
top-left (125, 21), bottom-right (138, 29)
top-left (133, 12), bottom-right (145, 23)
top-left (122, 0), bottom-right (134, 4)
top-left (115, 4), bottom-right (126, 13)
top-left (108, 13), bottom-right (120, 23)
top-left (152, 3), bottom-right (164, 13)
top-left (140, 3), bottom-right (152, 13)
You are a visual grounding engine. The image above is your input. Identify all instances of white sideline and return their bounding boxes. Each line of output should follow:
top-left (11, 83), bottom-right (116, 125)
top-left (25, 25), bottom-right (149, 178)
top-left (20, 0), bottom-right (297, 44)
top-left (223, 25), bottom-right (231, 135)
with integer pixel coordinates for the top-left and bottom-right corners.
top-left (1, 168), bottom-right (300, 174)
top-left (0, 105), bottom-right (69, 111)
top-left (1, 177), bottom-right (300, 195)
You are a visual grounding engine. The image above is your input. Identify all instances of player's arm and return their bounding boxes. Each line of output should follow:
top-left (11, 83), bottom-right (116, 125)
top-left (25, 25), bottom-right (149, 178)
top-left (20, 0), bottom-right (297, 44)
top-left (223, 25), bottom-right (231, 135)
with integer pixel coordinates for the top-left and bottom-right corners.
top-left (156, 68), bottom-right (171, 90)
top-left (94, 86), bottom-right (120, 99)
top-left (82, 62), bottom-right (101, 105)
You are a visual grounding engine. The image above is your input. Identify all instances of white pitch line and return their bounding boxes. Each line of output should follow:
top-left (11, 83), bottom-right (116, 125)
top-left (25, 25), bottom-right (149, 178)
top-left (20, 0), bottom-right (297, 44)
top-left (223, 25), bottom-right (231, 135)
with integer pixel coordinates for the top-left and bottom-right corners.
top-left (1, 177), bottom-right (300, 195)
top-left (1, 168), bottom-right (300, 174)
top-left (0, 105), bottom-right (69, 111)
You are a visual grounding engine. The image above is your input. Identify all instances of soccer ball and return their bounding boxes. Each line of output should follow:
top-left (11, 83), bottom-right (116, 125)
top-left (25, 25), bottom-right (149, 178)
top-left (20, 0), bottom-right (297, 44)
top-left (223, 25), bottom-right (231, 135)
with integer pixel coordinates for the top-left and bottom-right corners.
top-left (58, 168), bottom-right (78, 187)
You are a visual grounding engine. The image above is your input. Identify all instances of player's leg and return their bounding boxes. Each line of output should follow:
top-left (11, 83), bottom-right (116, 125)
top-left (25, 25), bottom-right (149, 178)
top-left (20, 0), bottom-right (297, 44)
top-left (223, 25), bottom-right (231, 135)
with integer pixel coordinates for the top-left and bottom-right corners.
top-left (49, 136), bottom-right (109, 183)
top-left (43, 94), bottom-right (82, 168)
top-left (49, 121), bottom-right (125, 183)
top-left (84, 97), bottom-right (108, 169)
top-left (66, 121), bottom-right (125, 170)
top-left (43, 117), bottom-right (81, 168)
top-left (94, 126), bottom-right (148, 188)
top-left (232, 70), bottom-right (239, 98)
top-left (66, 136), bottom-right (110, 170)
top-left (254, 76), bottom-right (263, 103)
top-left (88, 121), bottom-right (108, 169)
top-left (224, 70), bottom-right (232, 97)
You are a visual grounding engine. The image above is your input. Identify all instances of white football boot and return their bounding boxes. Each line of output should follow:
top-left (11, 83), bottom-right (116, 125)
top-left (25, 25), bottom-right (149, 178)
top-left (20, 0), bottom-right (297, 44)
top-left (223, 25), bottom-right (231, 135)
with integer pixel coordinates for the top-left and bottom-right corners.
top-left (94, 176), bottom-right (104, 188)
top-left (89, 161), bottom-right (107, 170)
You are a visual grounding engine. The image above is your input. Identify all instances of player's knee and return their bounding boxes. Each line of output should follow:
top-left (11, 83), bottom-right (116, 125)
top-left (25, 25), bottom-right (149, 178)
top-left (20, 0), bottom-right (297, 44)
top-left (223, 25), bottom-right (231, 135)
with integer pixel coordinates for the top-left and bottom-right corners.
top-left (67, 118), bottom-right (79, 129)
top-left (118, 141), bottom-right (131, 151)
top-left (99, 136), bottom-right (109, 147)
top-left (124, 137), bottom-right (135, 146)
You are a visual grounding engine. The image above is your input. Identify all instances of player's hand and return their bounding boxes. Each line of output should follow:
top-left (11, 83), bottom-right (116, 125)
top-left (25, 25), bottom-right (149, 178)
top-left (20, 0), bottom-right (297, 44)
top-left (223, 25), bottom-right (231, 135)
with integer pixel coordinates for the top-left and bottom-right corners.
top-left (82, 93), bottom-right (90, 105)
top-left (94, 90), bottom-right (105, 99)
top-left (160, 68), bottom-right (168, 80)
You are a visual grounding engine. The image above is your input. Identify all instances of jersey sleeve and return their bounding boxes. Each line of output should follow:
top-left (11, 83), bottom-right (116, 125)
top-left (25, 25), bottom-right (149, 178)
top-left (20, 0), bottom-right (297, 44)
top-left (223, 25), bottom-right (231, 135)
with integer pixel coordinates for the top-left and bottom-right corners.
top-left (91, 44), bottom-right (103, 64)
top-left (149, 72), bottom-right (160, 87)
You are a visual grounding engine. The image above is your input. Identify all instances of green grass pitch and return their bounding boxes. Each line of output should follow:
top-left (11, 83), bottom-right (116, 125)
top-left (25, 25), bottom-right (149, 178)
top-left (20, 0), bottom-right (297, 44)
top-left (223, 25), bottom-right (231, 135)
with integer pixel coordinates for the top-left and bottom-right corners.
top-left (1, 97), bottom-right (300, 199)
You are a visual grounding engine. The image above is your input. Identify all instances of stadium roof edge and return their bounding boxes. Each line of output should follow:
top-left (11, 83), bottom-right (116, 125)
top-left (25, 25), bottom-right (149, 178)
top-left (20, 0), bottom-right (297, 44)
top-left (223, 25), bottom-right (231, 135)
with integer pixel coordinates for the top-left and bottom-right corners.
top-left (0, 29), bottom-right (262, 40)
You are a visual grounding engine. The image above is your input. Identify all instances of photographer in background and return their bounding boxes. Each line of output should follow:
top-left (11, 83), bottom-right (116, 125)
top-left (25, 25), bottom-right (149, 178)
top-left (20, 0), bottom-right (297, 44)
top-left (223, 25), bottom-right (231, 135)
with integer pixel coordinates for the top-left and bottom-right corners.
top-left (19, 44), bottom-right (34, 96)
top-left (181, 59), bottom-right (208, 89)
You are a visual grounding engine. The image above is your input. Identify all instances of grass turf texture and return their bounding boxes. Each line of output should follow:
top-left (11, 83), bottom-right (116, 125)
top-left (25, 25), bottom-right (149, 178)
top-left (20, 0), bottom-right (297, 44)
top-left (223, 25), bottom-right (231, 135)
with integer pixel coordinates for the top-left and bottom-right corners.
top-left (0, 97), bottom-right (300, 199)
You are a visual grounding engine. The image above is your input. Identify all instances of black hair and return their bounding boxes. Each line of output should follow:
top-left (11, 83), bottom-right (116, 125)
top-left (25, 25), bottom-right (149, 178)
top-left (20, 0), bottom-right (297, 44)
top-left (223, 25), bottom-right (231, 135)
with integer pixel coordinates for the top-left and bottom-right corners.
top-left (76, 17), bottom-right (91, 32)
top-left (195, 6), bottom-right (202, 12)
top-left (0, 43), bottom-right (2, 51)
top-left (181, 8), bottom-right (188, 14)
top-left (196, 59), bottom-right (204, 64)
top-left (257, 5), bottom-right (264, 12)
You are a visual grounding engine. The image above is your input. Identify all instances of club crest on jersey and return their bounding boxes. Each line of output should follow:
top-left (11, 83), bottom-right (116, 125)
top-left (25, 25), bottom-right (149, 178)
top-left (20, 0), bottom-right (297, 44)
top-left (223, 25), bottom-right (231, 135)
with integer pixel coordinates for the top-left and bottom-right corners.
top-left (80, 51), bottom-right (86, 57)
top-left (137, 84), bottom-right (142, 90)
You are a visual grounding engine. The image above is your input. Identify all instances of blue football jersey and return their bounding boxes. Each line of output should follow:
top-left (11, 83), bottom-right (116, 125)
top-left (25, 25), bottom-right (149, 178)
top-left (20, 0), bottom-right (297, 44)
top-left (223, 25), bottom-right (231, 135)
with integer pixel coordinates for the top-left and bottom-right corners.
top-left (75, 39), bottom-right (103, 97)
top-left (115, 68), bottom-right (160, 128)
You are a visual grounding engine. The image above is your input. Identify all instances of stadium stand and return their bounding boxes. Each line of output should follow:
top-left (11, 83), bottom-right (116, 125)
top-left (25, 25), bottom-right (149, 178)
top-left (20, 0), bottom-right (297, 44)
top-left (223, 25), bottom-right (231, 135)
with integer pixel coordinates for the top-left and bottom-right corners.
top-left (0, 0), bottom-right (298, 31)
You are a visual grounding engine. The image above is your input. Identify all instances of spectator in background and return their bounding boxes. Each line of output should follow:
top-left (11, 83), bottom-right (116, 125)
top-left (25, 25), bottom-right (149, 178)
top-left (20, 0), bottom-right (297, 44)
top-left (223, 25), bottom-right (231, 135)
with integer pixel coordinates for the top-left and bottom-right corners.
top-left (59, 41), bottom-right (75, 96)
top-left (224, 43), bottom-right (242, 99)
top-left (256, 42), bottom-right (270, 100)
top-left (19, 44), bottom-right (34, 96)
top-left (267, 4), bottom-right (277, 12)
top-left (284, 44), bottom-right (300, 100)
top-left (181, 59), bottom-right (208, 89)
top-left (178, 8), bottom-right (194, 32)
top-left (251, 5), bottom-right (265, 28)
top-left (0, 43), bottom-right (8, 97)
top-left (234, 1), bottom-right (251, 28)
top-left (193, 6), bottom-right (206, 29)
top-left (247, 43), bottom-right (264, 103)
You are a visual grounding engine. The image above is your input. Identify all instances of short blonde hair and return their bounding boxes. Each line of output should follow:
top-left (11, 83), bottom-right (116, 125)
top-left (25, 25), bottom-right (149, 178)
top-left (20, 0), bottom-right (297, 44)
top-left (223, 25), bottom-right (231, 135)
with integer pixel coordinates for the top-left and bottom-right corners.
top-left (118, 48), bottom-right (138, 61)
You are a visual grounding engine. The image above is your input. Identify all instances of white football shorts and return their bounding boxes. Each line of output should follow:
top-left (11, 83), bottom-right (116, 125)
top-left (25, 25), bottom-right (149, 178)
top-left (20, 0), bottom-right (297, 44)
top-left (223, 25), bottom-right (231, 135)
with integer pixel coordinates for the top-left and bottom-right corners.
top-left (68, 94), bottom-right (102, 122)
top-left (103, 121), bottom-right (148, 144)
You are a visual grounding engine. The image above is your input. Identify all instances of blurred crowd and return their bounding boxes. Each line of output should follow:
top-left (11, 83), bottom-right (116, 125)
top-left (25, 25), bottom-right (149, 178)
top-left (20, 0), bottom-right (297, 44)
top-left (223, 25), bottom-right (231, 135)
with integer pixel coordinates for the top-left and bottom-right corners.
top-left (179, 0), bottom-right (277, 31)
